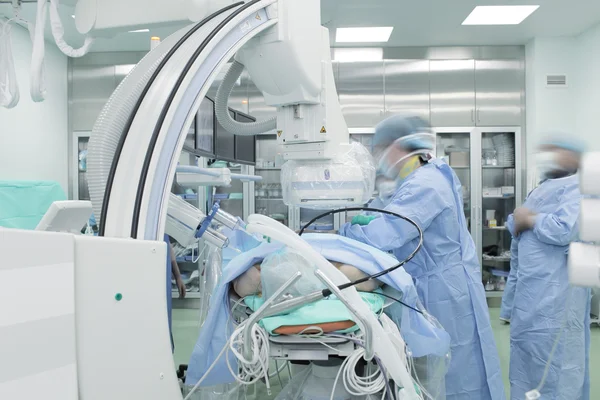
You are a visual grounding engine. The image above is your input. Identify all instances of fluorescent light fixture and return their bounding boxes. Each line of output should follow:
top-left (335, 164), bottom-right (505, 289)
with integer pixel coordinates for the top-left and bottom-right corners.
top-left (462, 5), bottom-right (539, 25)
top-left (336, 27), bottom-right (393, 43)
top-left (333, 48), bottom-right (383, 63)
top-left (129, 29), bottom-right (150, 33)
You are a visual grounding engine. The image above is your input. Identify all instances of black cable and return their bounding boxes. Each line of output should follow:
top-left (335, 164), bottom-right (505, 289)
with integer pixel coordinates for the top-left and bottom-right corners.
top-left (98, 2), bottom-right (244, 237)
top-left (369, 291), bottom-right (423, 315)
top-left (299, 207), bottom-right (423, 297)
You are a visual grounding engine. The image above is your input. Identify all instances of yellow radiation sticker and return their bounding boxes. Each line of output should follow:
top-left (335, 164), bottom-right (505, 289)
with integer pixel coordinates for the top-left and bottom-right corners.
top-left (320, 126), bottom-right (327, 134)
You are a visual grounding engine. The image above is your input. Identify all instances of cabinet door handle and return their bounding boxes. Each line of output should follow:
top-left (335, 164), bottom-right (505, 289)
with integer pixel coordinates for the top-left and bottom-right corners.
top-left (476, 109), bottom-right (481, 123)
top-left (471, 109), bottom-right (475, 123)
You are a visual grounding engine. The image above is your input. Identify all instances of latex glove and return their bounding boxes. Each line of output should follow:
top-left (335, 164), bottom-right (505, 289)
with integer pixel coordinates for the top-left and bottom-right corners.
top-left (513, 207), bottom-right (536, 236)
top-left (351, 215), bottom-right (377, 226)
top-left (176, 277), bottom-right (186, 299)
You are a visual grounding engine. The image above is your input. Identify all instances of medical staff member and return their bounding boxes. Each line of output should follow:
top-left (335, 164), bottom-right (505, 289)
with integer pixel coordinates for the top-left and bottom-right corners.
top-left (165, 234), bottom-right (186, 352)
top-left (339, 115), bottom-right (505, 400)
top-left (499, 241), bottom-right (518, 324)
top-left (507, 138), bottom-right (589, 400)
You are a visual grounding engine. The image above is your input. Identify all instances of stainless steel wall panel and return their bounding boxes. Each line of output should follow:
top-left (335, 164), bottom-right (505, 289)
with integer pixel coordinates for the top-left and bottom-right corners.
top-left (475, 60), bottom-right (523, 126)
top-left (337, 61), bottom-right (385, 128)
top-left (384, 60), bottom-right (430, 122)
top-left (430, 60), bottom-right (475, 127)
top-left (70, 65), bottom-right (117, 131)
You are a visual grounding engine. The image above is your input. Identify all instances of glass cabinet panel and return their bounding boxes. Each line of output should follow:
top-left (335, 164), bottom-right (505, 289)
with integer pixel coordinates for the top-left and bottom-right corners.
top-left (480, 131), bottom-right (516, 297)
top-left (436, 132), bottom-right (472, 233)
top-left (77, 136), bottom-right (90, 201)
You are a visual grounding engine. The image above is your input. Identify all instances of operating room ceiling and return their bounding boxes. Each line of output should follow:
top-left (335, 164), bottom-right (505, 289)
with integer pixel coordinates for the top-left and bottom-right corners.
top-left (1, 0), bottom-right (600, 52)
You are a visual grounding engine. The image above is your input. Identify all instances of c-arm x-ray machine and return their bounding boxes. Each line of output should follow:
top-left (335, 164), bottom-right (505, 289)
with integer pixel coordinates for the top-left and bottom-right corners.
top-left (1, 1), bottom-right (421, 399)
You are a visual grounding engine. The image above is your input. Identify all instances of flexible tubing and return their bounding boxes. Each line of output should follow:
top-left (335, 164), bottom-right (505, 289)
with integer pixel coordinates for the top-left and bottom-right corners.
top-left (215, 60), bottom-right (276, 136)
top-left (30, 0), bottom-right (48, 102)
top-left (0, 19), bottom-right (20, 108)
top-left (49, 0), bottom-right (94, 57)
top-left (87, 28), bottom-right (190, 222)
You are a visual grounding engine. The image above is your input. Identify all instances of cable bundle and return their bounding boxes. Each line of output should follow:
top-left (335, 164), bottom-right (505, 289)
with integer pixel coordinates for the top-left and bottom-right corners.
top-left (227, 323), bottom-right (272, 394)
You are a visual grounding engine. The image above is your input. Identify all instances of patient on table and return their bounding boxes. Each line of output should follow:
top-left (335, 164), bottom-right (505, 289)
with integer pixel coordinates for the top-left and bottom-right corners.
top-left (233, 250), bottom-right (382, 298)
top-left (232, 247), bottom-right (384, 335)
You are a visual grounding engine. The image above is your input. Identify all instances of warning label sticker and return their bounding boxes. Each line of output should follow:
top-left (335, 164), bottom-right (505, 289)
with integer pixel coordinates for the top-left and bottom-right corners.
top-left (277, 130), bottom-right (283, 137)
top-left (320, 126), bottom-right (327, 134)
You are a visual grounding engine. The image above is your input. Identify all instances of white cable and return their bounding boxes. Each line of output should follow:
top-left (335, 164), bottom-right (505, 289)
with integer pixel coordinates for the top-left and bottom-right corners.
top-left (48, 0), bottom-right (94, 57)
top-left (227, 323), bottom-right (272, 394)
top-left (0, 18), bottom-right (20, 108)
top-left (29, 0), bottom-right (47, 102)
top-left (183, 338), bottom-right (232, 400)
top-left (330, 347), bottom-right (386, 400)
top-left (526, 288), bottom-right (574, 399)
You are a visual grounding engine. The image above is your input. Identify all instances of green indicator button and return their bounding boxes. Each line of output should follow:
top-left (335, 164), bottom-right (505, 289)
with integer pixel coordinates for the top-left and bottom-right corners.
top-left (115, 293), bottom-right (123, 302)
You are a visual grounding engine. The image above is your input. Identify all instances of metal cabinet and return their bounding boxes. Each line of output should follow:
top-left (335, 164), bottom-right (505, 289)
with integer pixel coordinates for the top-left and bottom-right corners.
top-left (337, 61), bottom-right (385, 128)
top-left (430, 60), bottom-right (476, 127)
top-left (384, 60), bottom-right (430, 122)
top-left (475, 60), bottom-right (523, 126)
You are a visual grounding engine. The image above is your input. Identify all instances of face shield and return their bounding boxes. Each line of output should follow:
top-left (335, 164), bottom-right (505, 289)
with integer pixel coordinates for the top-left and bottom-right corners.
top-left (374, 133), bottom-right (436, 180)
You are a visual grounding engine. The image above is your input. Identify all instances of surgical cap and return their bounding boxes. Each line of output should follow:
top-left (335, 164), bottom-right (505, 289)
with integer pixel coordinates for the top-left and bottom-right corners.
top-left (540, 134), bottom-right (586, 154)
top-left (373, 115), bottom-right (434, 150)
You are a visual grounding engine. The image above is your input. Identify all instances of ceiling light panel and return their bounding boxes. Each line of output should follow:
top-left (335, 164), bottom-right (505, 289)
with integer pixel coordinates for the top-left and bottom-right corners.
top-left (336, 27), bottom-right (393, 43)
top-left (333, 48), bottom-right (383, 63)
top-left (462, 5), bottom-right (540, 25)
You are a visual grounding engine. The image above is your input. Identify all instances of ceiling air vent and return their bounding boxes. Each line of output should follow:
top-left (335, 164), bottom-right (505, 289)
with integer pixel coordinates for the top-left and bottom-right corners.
top-left (546, 74), bottom-right (567, 87)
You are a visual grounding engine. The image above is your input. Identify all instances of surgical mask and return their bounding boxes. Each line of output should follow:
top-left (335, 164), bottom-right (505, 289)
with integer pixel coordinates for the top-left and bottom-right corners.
top-left (377, 181), bottom-right (397, 200)
top-left (536, 151), bottom-right (564, 180)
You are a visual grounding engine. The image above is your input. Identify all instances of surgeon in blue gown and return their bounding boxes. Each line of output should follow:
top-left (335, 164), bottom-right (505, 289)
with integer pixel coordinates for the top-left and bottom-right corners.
top-left (507, 138), bottom-right (590, 400)
top-left (339, 115), bottom-right (505, 400)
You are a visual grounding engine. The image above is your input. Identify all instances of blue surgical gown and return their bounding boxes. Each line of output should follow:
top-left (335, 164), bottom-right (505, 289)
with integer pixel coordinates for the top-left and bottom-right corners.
top-left (500, 240), bottom-right (518, 322)
top-left (339, 158), bottom-right (505, 400)
top-left (506, 174), bottom-right (590, 400)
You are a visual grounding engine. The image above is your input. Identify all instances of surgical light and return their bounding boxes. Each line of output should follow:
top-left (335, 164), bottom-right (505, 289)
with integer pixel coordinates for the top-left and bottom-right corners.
top-left (335, 27), bottom-right (393, 43)
top-left (462, 6), bottom-right (540, 26)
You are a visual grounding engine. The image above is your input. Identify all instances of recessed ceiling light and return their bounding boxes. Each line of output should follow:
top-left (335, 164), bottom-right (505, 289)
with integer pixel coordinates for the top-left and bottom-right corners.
top-left (129, 29), bottom-right (150, 33)
top-left (462, 5), bottom-right (539, 25)
top-left (336, 27), bottom-right (393, 43)
top-left (333, 48), bottom-right (383, 63)
top-left (71, 15), bottom-right (75, 19)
